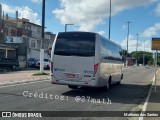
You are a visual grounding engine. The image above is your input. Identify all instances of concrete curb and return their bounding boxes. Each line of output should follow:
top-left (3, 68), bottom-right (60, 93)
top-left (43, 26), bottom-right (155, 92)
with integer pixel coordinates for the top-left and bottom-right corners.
top-left (0, 77), bottom-right (50, 87)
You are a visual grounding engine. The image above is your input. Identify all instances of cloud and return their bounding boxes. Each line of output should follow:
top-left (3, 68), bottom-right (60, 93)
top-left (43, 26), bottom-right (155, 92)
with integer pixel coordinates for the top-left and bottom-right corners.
top-left (30, 0), bottom-right (42, 4)
top-left (19, 6), bottom-right (41, 25)
top-left (121, 35), bottom-right (136, 51)
top-left (155, 2), bottom-right (160, 16)
top-left (144, 40), bottom-right (152, 52)
top-left (98, 31), bottom-right (106, 36)
top-left (1, 3), bottom-right (40, 25)
top-left (1, 3), bottom-right (16, 14)
top-left (53, 0), bottom-right (153, 32)
top-left (122, 24), bottom-right (127, 30)
top-left (141, 23), bottom-right (160, 37)
top-left (121, 34), bottom-right (151, 52)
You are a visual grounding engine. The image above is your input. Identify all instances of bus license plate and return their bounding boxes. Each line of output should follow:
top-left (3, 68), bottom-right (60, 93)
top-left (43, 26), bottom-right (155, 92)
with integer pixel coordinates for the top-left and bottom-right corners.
top-left (66, 74), bottom-right (76, 78)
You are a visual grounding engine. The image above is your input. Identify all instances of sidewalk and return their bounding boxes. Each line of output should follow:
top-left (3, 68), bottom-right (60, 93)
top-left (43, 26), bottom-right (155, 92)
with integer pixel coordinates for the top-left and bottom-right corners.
top-left (144, 68), bottom-right (160, 120)
top-left (0, 70), bottom-right (50, 85)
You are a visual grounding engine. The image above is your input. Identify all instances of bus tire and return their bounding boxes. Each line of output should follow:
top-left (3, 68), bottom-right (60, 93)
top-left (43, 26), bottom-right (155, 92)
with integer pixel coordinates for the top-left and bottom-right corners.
top-left (121, 74), bottom-right (123, 80)
top-left (117, 81), bottom-right (121, 85)
top-left (68, 85), bottom-right (78, 89)
top-left (107, 76), bottom-right (111, 90)
top-left (102, 76), bottom-right (111, 91)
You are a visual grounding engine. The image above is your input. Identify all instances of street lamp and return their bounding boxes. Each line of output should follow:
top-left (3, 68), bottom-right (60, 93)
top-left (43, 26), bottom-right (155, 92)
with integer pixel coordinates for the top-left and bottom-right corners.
top-left (40, 0), bottom-right (45, 73)
top-left (65, 24), bottom-right (74, 32)
top-left (108, 0), bottom-right (111, 40)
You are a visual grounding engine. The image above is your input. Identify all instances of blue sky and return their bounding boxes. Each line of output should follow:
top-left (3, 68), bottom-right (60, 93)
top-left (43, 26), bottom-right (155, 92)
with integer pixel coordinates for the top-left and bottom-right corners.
top-left (1, 0), bottom-right (160, 52)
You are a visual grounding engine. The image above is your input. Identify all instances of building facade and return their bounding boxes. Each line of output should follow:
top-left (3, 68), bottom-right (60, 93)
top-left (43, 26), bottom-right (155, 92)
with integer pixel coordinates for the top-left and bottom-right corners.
top-left (0, 5), bottom-right (55, 67)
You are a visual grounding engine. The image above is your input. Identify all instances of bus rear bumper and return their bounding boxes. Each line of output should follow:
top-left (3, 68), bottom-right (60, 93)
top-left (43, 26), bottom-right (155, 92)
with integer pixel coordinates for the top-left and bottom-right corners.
top-left (51, 78), bottom-right (102, 87)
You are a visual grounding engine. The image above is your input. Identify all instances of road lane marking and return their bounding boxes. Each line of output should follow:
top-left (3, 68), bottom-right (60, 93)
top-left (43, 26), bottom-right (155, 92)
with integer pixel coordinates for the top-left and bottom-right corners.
top-left (0, 94), bottom-right (23, 99)
top-left (139, 70), bottom-right (158, 120)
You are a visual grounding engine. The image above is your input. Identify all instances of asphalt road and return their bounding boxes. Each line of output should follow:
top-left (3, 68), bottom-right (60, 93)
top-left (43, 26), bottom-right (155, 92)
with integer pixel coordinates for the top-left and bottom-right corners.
top-left (0, 66), bottom-right (155, 120)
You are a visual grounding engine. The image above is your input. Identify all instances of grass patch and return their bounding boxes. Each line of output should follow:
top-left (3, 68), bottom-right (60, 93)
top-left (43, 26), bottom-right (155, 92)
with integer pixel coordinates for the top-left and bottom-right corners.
top-left (32, 72), bottom-right (49, 76)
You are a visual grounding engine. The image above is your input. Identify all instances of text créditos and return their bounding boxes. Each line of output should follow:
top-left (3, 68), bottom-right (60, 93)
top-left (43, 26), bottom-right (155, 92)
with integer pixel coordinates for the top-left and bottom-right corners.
top-left (23, 91), bottom-right (111, 104)
top-left (23, 91), bottom-right (68, 101)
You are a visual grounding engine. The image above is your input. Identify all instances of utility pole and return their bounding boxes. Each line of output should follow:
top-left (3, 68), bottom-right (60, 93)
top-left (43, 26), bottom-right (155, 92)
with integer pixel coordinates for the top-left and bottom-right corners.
top-left (65, 24), bottom-right (74, 32)
top-left (40, 0), bottom-right (45, 73)
top-left (126, 21), bottom-right (131, 54)
top-left (143, 40), bottom-right (145, 66)
top-left (42, 0), bottom-right (45, 43)
top-left (108, 0), bottom-right (111, 40)
top-left (155, 51), bottom-right (157, 92)
top-left (0, 4), bottom-right (1, 20)
top-left (1, 11), bottom-right (4, 43)
top-left (0, 4), bottom-right (2, 41)
top-left (126, 21), bottom-right (131, 67)
top-left (0, 11), bottom-right (4, 42)
top-left (136, 34), bottom-right (139, 66)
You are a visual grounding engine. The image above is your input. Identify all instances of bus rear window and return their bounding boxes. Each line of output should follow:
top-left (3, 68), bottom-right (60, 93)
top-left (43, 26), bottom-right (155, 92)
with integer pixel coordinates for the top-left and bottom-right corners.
top-left (54, 32), bottom-right (95, 57)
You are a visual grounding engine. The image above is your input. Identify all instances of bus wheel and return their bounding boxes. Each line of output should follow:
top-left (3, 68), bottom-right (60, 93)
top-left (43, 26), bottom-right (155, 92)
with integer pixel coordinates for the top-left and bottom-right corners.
top-left (102, 77), bottom-right (111, 91)
top-left (117, 81), bottom-right (121, 85)
top-left (68, 85), bottom-right (78, 89)
top-left (121, 74), bottom-right (123, 80)
top-left (106, 77), bottom-right (111, 90)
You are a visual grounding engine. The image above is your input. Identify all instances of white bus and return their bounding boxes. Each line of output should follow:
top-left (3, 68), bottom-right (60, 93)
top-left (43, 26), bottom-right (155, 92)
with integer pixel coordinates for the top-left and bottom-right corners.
top-left (50, 32), bottom-right (124, 90)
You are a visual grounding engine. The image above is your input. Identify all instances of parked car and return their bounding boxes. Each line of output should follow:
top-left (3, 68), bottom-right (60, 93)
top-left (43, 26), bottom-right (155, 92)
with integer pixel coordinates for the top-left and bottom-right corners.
top-left (27, 58), bottom-right (38, 67)
top-left (36, 59), bottom-right (50, 69)
top-left (0, 58), bottom-right (19, 68)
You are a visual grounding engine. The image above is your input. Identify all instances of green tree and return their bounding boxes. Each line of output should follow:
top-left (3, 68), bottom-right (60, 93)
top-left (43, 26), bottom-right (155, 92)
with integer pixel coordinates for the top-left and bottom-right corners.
top-left (130, 51), bottom-right (154, 65)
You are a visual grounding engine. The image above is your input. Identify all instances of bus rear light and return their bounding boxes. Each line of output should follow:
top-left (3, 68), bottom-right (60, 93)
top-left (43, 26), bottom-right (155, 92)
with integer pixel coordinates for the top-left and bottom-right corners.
top-left (94, 64), bottom-right (98, 76)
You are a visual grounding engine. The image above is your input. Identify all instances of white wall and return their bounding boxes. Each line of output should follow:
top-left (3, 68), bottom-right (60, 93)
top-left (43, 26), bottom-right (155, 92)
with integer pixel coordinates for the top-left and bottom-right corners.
top-left (27, 49), bottom-right (50, 60)
top-left (6, 36), bottom-right (23, 43)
